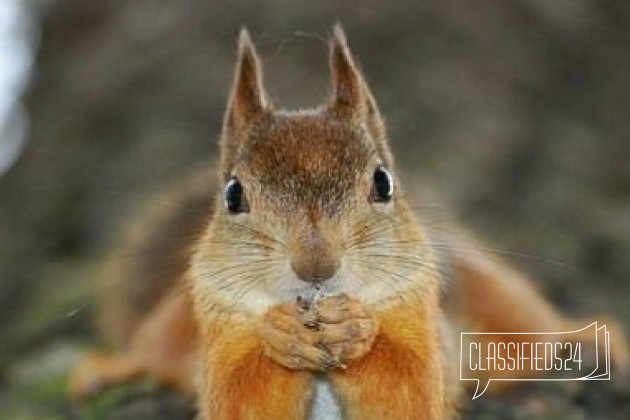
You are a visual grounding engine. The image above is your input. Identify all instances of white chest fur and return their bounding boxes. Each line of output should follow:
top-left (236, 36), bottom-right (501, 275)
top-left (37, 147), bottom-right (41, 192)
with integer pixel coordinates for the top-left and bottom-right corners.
top-left (309, 376), bottom-right (343, 420)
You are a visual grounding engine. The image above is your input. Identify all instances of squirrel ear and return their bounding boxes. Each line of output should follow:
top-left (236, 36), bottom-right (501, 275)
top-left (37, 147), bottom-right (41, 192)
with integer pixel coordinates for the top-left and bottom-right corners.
top-left (224, 28), bottom-right (268, 133)
top-left (329, 25), bottom-right (392, 165)
top-left (329, 24), bottom-right (366, 118)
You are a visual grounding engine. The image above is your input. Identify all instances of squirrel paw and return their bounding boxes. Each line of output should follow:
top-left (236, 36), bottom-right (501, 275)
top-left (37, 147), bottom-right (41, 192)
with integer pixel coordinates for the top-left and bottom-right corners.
top-left (68, 352), bottom-right (142, 400)
top-left (315, 294), bottom-right (379, 364)
top-left (259, 294), bottom-right (378, 371)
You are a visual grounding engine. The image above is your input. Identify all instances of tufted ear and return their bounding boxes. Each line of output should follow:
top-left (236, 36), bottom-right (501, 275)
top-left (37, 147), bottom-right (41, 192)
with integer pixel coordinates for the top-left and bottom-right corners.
top-left (220, 29), bottom-right (268, 176)
top-left (223, 28), bottom-right (268, 135)
top-left (330, 24), bottom-right (392, 165)
top-left (330, 24), bottom-right (366, 118)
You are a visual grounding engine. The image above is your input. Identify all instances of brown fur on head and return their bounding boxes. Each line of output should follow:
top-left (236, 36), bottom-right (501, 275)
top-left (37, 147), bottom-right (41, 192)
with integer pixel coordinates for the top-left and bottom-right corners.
top-left (192, 25), bottom-right (434, 316)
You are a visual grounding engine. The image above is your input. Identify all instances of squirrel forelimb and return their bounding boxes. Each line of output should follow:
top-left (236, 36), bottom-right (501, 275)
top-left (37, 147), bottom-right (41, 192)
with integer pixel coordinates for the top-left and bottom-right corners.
top-left (260, 294), bottom-right (378, 372)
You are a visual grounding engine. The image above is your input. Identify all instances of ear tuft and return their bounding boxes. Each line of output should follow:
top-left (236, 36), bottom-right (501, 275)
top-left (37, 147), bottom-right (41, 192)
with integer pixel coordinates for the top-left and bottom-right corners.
top-left (329, 24), bottom-right (392, 165)
top-left (224, 28), bottom-right (267, 133)
top-left (330, 24), bottom-right (365, 115)
top-left (238, 27), bottom-right (254, 50)
top-left (237, 29), bottom-right (261, 98)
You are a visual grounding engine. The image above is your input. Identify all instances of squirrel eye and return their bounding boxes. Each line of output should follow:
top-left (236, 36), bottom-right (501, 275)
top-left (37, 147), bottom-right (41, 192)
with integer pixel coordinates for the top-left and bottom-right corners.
top-left (224, 177), bottom-right (249, 214)
top-left (370, 166), bottom-right (394, 203)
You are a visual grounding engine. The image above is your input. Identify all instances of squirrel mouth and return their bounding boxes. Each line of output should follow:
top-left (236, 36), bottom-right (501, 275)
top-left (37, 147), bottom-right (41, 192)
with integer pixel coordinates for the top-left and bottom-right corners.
top-left (296, 281), bottom-right (326, 308)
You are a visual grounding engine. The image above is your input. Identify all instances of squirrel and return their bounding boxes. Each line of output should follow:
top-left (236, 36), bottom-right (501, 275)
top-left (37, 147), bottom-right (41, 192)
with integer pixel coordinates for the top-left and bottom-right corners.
top-left (69, 25), bottom-right (629, 418)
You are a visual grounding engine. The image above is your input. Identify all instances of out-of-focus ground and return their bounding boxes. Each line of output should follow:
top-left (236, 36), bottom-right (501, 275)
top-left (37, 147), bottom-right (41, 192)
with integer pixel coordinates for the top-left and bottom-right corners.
top-left (0, 0), bottom-right (629, 418)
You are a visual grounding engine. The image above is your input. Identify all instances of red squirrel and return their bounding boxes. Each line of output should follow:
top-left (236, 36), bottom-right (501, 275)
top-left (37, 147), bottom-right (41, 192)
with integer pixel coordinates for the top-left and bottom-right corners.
top-left (69, 26), bottom-right (628, 418)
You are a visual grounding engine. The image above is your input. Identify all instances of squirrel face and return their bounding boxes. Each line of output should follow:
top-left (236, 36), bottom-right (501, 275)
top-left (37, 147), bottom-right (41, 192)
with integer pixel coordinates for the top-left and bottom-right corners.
top-left (192, 27), bottom-right (433, 315)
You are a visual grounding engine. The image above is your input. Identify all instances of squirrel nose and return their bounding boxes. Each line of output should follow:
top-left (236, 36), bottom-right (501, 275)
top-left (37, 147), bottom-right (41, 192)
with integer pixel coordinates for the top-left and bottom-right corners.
top-left (290, 231), bottom-right (340, 283)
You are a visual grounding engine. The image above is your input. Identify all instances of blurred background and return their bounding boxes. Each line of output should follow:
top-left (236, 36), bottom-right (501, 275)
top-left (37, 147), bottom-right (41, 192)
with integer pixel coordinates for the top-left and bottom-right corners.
top-left (0, 0), bottom-right (629, 418)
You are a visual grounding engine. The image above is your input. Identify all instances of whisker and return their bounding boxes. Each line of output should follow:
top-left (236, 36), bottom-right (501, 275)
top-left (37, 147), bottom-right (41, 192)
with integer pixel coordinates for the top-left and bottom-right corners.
top-left (426, 242), bottom-right (580, 274)
top-left (355, 263), bottom-right (427, 310)
top-left (223, 220), bottom-right (285, 247)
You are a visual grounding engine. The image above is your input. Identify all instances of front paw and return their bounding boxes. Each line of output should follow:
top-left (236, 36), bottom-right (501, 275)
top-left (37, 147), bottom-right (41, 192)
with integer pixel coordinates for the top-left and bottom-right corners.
top-left (259, 302), bottom-right (344, 371)
top-left (314, 294), bottom-right (379, 365)
top-left (259, 295), bottom-right (379, 371)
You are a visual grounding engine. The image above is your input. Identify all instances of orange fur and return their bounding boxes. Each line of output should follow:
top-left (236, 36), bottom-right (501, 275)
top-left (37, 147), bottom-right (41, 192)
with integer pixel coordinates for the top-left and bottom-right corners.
top-left (70, 288), bottom-right (198, 398)
top-left (198, 313), bottom-right (314, 419)
top-left (330, 294), bottom-right (446, 419)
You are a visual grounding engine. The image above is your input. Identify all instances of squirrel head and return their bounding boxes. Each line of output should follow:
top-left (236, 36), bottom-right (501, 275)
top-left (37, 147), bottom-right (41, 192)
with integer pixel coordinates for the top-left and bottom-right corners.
top-left (193, 25), bottom-right (433, 314)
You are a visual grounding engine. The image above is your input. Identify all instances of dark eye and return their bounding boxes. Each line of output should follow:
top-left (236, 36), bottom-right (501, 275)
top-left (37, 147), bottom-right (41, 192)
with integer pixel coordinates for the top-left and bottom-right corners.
top-left (224, 177), bottom-right (249, 214)
top-left (370, 166), bottom-right (394, 203)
